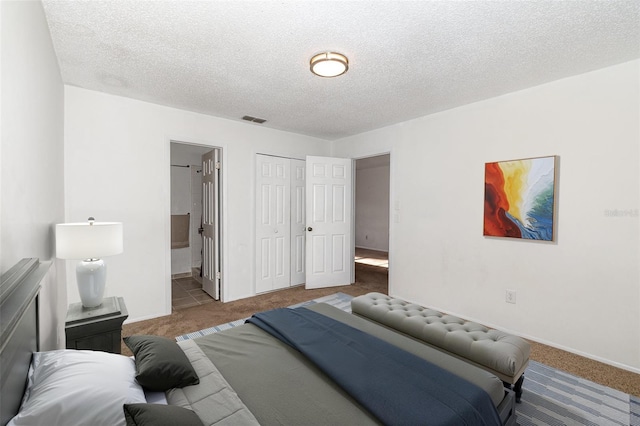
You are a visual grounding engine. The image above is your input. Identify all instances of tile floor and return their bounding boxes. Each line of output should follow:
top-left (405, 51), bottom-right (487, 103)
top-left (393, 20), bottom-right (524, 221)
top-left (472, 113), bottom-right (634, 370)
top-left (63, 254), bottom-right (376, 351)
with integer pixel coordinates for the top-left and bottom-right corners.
top-left (171, 270), bottom-right (214, 310)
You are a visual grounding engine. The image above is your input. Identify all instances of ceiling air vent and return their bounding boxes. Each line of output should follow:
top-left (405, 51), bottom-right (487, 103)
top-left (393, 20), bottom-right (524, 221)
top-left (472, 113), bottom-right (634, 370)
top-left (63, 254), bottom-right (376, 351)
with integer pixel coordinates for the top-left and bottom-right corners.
top-left (242, 115), bottom-right (267, 124)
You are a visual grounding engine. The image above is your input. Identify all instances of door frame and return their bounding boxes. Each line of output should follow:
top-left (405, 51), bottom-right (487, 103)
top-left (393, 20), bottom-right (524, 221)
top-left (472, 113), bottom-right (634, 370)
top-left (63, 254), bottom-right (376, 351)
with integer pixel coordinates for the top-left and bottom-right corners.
top-left (352, 151), bottom-right (392, 292)
top-left (165, 138), bottom-right (227, 315)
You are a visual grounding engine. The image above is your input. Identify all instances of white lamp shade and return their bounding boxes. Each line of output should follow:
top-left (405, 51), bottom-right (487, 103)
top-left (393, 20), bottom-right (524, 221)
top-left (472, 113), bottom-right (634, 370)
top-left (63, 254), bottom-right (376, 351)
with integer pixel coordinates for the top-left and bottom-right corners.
top-left (56, 222), bottom-right (123, 260)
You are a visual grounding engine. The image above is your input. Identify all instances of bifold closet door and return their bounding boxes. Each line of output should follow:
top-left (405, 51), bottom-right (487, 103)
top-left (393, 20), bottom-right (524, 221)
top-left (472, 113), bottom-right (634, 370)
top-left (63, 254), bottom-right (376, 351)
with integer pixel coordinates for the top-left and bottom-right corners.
top-left (255, 155), bottom-right (291, 293)
top-left (290, 159), bottom-right (306, 286)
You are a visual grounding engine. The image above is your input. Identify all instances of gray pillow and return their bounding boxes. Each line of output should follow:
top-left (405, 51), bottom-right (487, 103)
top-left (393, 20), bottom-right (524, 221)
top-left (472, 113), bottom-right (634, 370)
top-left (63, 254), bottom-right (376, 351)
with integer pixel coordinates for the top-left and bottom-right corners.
top-left (123, 404), bottom-right (203, 426)
top-left (124, 335), bottom-right (199, 391)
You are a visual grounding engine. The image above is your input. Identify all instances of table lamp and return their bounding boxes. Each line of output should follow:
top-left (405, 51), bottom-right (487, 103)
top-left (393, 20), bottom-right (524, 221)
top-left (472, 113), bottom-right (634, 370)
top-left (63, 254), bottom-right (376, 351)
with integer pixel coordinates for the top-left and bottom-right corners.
top-left (56, 217), bottom-right (123, 308)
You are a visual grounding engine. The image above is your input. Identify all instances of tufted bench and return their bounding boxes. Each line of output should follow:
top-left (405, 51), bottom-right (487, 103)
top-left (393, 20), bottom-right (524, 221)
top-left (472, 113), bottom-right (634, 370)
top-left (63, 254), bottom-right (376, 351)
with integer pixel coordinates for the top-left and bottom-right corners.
top-left (351, 292), bottom-right (530, 402)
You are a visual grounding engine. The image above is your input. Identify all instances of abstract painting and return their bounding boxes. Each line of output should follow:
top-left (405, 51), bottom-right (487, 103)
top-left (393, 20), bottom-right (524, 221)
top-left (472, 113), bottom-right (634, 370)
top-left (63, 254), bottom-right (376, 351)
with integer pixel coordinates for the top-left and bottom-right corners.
top-left (484, 156), bottom-right (556, 241)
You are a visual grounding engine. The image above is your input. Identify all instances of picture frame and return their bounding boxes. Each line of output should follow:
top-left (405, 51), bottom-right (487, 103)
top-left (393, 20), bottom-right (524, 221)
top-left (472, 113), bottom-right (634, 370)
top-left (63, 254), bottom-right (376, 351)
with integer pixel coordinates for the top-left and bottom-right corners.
top-left (484, 155), bottom-right (557, 241)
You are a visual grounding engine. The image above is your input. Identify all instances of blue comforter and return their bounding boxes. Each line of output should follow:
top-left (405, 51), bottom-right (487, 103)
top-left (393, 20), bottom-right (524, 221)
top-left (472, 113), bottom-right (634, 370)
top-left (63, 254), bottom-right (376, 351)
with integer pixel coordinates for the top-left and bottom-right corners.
top-left (247, 307), bottom-right (501, 426)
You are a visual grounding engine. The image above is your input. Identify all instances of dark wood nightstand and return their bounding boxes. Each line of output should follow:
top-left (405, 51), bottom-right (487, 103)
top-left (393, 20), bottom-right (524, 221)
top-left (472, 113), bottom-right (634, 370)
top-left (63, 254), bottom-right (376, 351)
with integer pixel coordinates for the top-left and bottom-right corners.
top-left (65, 296), bottom-right (128, 354)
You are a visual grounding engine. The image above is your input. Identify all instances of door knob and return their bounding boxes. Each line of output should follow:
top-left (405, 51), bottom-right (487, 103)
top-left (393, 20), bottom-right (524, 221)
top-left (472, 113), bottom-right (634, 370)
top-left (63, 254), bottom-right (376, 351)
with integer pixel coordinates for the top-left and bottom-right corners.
top-left (307, 227), bottom-right (313, 231)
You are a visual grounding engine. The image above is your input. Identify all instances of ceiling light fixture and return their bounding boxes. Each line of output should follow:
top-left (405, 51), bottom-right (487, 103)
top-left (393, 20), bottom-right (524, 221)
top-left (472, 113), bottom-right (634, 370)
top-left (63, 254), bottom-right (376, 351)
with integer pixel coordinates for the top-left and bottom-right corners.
top-left (310, 52), bottom-right (349, 78)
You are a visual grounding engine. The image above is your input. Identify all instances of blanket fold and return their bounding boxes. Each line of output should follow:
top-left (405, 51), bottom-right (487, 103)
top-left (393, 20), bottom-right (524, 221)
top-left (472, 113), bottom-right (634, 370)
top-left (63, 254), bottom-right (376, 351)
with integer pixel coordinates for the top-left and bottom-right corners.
top-left (247, 307), bottom-right (501, 426)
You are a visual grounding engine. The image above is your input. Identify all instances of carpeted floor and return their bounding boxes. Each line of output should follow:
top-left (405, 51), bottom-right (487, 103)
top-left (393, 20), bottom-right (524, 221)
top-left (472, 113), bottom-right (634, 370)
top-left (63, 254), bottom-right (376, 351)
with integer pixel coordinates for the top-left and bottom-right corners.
top-left (173, 292), bottom-right (639, 426)
top-left (122, 262), bottom-right (640, 398)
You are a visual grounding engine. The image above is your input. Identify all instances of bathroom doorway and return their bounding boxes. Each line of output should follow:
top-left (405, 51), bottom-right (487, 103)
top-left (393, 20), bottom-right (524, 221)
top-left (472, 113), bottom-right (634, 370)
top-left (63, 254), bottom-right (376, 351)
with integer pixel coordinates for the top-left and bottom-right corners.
top-left (170, 142), bottom-right (222, 309)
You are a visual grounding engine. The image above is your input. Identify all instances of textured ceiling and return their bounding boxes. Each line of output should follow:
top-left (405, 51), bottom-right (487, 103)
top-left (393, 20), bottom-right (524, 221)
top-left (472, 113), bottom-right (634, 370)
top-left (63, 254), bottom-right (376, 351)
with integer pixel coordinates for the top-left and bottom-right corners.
top-left (42, 1), bottom-right (640, 141)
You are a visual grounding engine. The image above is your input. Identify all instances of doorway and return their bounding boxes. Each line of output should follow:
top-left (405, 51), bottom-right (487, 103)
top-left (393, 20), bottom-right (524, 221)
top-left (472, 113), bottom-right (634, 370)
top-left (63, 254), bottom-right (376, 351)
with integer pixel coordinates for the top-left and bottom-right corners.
top-left (170, 142), bottom-right (222, 310)
top-left (354, 154), bottom-right (390, 291)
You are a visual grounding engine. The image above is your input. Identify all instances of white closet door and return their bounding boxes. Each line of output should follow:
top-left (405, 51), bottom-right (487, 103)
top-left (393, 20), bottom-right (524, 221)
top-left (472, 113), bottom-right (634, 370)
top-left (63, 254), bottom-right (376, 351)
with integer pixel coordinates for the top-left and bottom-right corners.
top-left (255, 155), bottom-right (291, 293)
top-left (290, 159), bottom-right (306, 286)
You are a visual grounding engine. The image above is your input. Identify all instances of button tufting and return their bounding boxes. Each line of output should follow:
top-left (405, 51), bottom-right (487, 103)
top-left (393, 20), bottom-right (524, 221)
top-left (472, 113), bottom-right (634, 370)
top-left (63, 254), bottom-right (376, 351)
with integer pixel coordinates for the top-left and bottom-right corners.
top-left (352, 292), bottom-right (531, 383)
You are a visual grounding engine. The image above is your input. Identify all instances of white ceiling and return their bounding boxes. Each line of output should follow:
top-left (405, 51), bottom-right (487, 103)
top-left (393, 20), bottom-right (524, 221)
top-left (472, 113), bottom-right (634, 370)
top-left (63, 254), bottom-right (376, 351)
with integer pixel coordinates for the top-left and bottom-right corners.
top-left (42, 1), bottom-right (640, 141)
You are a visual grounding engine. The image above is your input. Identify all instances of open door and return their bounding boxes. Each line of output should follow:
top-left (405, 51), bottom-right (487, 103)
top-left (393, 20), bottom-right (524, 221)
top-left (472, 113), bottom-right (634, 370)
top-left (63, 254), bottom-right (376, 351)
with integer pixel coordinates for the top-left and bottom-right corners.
top-left (202, 149), bottom-right (221, 299)
top-left (305, 156), bottom-right (353, 289)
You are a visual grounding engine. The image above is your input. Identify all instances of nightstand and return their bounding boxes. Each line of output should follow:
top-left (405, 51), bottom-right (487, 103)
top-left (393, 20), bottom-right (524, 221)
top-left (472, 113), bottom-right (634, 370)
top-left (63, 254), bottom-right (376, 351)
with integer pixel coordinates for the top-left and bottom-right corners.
top-left (65, 296), bottom-right (128, 354)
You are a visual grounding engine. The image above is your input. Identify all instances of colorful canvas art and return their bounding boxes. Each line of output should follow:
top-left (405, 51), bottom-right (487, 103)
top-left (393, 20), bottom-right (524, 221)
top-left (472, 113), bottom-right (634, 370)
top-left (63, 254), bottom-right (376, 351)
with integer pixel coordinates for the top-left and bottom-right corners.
top-left (484, 156), bottom-right (556, 241)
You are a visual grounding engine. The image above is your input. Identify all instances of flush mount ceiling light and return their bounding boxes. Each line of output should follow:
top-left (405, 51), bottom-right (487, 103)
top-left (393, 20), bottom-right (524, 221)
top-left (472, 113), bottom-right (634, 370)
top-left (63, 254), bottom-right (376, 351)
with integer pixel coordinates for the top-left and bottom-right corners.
top-left (310, 52), bottom-right (349, 78)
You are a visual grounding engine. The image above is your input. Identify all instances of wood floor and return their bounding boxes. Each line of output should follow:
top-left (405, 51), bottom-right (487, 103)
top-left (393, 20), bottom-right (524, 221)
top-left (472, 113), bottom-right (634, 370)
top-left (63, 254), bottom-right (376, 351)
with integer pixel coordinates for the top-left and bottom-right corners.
top-left (354, 247), bottom-right (389, 268)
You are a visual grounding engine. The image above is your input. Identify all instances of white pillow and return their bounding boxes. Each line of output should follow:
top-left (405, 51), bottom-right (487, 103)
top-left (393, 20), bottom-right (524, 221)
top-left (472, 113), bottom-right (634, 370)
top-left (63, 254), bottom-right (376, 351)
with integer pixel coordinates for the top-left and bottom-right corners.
top-left (8, 349), bottom-right (146, 426)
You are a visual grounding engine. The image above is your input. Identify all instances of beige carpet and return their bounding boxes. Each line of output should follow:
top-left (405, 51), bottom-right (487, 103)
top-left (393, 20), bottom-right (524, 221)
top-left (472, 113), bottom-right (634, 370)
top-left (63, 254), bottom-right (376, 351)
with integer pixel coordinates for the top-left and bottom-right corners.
top-left (122, 262), bottom-right (639, 397)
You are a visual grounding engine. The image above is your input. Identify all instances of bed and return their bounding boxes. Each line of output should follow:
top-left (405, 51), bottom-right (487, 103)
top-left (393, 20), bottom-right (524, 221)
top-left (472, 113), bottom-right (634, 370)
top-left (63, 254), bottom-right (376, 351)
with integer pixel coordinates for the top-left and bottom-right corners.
top-left (1, 258), bottom-right (516, 426)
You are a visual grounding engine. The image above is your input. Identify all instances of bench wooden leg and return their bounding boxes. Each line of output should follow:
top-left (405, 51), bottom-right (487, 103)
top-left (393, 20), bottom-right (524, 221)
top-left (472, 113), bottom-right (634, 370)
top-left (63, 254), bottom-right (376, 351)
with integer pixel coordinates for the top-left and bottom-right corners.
top-left (513, 374), bottom-right (524, 403)
top-left (503, 374), bottom-right (524, 403)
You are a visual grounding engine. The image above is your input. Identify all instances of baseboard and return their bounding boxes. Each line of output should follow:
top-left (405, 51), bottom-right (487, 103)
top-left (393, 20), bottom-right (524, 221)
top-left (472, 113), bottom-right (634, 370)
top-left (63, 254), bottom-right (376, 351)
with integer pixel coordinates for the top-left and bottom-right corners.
top-left (391, 293), bottom-right (640, 376)
top-left (514, 334), bottom-right (640, 375)
top-left (355, 245), bottom-right (389, 253)
top-left (124, 309), bottom-right (172, 324)
top-left (171, 272), bottom-right (192, 279)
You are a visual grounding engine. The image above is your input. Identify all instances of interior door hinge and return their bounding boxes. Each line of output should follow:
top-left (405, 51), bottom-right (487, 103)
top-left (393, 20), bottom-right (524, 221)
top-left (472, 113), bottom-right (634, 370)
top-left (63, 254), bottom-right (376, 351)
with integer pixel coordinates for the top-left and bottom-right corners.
top-left (215, 162), bottom-right (221, 170)
top-left (216, 271), bottom-right (221, 280)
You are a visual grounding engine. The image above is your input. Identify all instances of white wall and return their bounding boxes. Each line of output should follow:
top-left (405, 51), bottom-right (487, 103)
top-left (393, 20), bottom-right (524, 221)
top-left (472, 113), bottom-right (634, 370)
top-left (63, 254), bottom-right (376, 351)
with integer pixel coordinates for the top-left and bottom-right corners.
top-left (333, 60), bottom-right (640, 372)
top-left (64, 86), bottom-right (330, 321)
top-left (355, 163), bottom-right (390, 251)
top-left (1, 1), bottom-right (66, 350)
top-left (170, 165), bottom-right (191, 275)
top-left (169, 143), bottom-right (211, 275)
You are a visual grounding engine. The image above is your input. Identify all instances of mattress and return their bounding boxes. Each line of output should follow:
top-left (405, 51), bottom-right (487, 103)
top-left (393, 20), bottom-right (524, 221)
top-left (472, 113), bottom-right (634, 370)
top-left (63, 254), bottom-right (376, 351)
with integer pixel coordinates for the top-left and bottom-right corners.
top-left (192, 303), bottom-right (506, 425)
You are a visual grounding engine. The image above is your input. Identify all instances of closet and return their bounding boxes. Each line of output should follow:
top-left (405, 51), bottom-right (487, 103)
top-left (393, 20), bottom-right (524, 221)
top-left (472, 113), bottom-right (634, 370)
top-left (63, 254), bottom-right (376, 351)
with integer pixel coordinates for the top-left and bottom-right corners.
top-left (255, 154), bottom-right (305, 293)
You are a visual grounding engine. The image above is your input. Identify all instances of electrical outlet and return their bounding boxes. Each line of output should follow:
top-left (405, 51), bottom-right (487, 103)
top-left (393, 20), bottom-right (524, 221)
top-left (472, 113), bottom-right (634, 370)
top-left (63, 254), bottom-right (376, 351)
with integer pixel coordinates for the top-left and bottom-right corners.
top-left (505, 289), bottom-right (517, 304)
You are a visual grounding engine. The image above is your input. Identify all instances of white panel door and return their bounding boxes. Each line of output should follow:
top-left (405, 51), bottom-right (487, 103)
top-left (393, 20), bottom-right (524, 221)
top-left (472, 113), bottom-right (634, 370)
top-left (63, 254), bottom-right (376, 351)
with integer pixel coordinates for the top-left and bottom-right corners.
top-left (305, 156), bottom-right (353, 289)
top-left (290, 159), bottom-right (306, 286)
top-left (190, 165), bottom-right (203, 270)
top-left (202, 149), bottom-right (221, 300)
top-left (255, 155), bottom-right (291, 293)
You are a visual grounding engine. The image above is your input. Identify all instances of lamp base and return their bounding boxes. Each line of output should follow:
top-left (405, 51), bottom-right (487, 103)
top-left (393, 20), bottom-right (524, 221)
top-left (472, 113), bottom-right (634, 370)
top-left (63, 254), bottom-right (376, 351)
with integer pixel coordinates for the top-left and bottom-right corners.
top-left (76, 259), bottom-right (107, 308)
